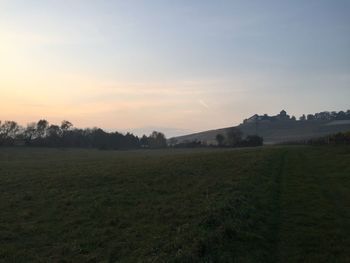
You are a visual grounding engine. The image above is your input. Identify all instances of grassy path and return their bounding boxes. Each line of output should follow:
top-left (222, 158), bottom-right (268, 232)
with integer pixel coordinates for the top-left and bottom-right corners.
top-left (275, 146), bottom-right (350, 262)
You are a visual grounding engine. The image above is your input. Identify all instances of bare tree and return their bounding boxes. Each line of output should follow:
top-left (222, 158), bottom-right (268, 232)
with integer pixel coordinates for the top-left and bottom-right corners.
top-left (0, 121), bottom-right (20, 139)
top-left (36, 119), bottom-right (49, 138)
top-left (61, 120), bottom-right (73, 131)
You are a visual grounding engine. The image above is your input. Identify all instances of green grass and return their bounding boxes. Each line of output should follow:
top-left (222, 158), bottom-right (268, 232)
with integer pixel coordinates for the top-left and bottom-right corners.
top-left (0, 146), bottom-right (349, 262)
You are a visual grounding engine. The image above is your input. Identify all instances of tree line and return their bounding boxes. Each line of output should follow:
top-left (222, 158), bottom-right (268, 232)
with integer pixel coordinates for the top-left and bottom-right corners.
top-left (215, 127), bottom-right (263, 147)
top-left (168, 127), bottom-right (263, 148)
top-left (299, 110), bottom-right (350, 121)
top-left (282, 131), bottom-right (350, 146)
top-left (244, 110), bottom-right (350, 124)
top-left (0, 120), bottom-right (167, 149)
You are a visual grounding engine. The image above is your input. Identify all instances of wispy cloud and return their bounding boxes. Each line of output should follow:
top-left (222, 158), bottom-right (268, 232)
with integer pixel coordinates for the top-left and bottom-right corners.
top-left (199, 99), bottom-right (209, 109)
top-left (0, 31), bottom-right (67, 46)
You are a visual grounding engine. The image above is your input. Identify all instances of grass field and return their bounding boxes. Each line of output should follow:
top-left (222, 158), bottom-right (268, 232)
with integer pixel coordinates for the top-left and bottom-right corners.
top-left (0, 146), bottom-right (349, 262)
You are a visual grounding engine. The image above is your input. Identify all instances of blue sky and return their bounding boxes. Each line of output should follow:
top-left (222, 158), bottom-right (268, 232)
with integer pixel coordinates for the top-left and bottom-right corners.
top-left (1, 0), bottom-right (349, 136)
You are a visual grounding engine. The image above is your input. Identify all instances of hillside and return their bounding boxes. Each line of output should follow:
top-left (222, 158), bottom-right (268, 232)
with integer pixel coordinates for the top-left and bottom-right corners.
top-left (171, 115), bottom-right (350, 145)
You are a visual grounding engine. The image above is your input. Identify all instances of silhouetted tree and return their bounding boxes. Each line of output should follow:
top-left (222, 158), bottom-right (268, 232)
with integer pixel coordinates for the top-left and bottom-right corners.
top-left (148, 131), bottom-right (167, 149)
top-left (242, 135), bottom-right (263, 147)
top-left (1, 121), bottom-right (19, 138)
top-left (336, 111), bottom-right (346, 120)
top-left (299, 114), bottom-right (306, 121)
top-left (307, 114), bottom-right (315, 121)
top-left (47, 125), bottom-right (61, 137)
top-left (226, 128), bottom-right (243, 146)
top-left (46, 125), bottom-right (62, 146)
top-left (216, 134), bottom-right (225, 146)
top-left (140, 135), bottom-right (149, 148)
top-left (0, 121), bottom-right (20, 145)
top-left (24, 123), bottom-right (36, 145)
top-left (36, 120), bottom-right (49, 138)
top-left (61, 120), bottom-right (73, 131)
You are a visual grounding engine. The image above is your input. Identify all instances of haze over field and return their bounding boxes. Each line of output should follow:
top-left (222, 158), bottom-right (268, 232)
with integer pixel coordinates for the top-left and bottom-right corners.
top-left (1, 1), bottom-right (350, 136)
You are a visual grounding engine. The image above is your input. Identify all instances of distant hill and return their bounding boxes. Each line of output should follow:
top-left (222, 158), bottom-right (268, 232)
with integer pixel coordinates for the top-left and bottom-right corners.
top-left (170, 110), bottom-right (350, 145)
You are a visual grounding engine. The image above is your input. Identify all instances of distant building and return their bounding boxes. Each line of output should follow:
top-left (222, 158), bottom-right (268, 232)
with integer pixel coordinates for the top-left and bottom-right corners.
top-left (243, 110), bottom-right (292, 124)
top-left (276, 110), bottom-right (290, 120)
top-left (244, 114), bottom-right (259, 124)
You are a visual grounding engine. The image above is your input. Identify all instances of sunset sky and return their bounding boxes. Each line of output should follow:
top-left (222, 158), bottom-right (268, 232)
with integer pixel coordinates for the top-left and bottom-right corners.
top-left (1, 0), bottom-right (350, 136)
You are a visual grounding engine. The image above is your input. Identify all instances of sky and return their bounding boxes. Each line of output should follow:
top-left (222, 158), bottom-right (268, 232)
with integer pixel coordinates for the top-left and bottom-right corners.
top-left (1, 0), bottom-right (350, 137)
